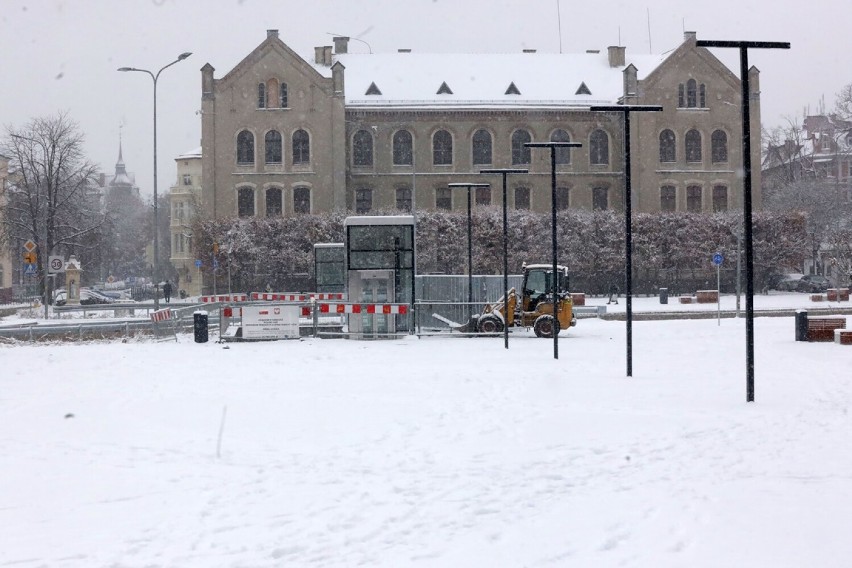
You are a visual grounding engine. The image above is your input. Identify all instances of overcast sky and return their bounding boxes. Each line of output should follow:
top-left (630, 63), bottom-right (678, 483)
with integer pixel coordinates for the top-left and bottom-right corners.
top-left (1, 0), bottom-right (848, 197)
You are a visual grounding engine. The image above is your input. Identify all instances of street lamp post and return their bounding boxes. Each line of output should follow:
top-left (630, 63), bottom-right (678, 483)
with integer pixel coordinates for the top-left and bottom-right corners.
top-left (448, 183), bottom-right (490, 315)
top-left (118, 51), bottom-right (192, 310)
top-left (479, 168), bottom-right (528, 349)
top-left (525, 141), bottom-right (582, 360)
top-left (590, 105), bottom-right (662, 377)
top-left (696, 39), bottom-right (790, 402)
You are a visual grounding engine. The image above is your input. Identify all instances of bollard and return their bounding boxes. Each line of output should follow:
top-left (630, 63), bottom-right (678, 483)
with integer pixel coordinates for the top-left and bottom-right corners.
top-left (794, 310), bottom-right (808, 342)
top-left (659, 287), bottom-right (669, 304)
top-left (194, 310), bottom-right (209, 343)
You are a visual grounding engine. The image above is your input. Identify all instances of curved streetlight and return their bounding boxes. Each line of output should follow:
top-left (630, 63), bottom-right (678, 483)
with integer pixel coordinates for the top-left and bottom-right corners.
top-left (118, 51), bottom-right (192, 309)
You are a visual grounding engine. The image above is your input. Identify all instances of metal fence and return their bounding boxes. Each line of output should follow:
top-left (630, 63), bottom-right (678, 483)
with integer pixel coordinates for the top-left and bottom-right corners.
top-left (415, 274), bottom-right (523, 329)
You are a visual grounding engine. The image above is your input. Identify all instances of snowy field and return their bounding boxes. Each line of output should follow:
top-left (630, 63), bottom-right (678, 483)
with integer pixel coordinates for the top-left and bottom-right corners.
top-left (1, 300), bottom-right (851, 567)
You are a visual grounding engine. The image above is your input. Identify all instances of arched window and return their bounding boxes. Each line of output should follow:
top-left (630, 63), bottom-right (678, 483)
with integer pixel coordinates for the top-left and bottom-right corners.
top-left (353, 130), bottom-right (374, 167)
top-left (292, 129), bottom-right (310, 165)
top-left (280, 83), bottom-right (288, 108)
top-left (472, 129), bottom-right (492, 166)
top-left (556, 186), bottom-right (570, 210)
top-left (686, 79), bottom-right (697, 108)
top-left (257, 83), bottom-right (266, 109)
top-left (711, 130), bottom-right (728, 163)
top-left (685, 129), bottom-right (702, 163)
top-left (266, 187), bottom-right (282, 216)
top-left (699, 84), bottom-right (706, 108)
top-left (678, 84), bottom-right (685, 107)
top-left (237, 187), bottom-right (255, 217)
top-left (713, 185), bottom-right (728, 212)
top-left (396, 187), bottom-right (412, 211)
top-left (237, 130), bottom-right (254, 165)
top-left (551, 129), bottom-right (572, 165)
top-left (475, 185), bottom-right (491, 206)
top-left (514, 186), bottom-right (530, 210)
top-left (590, 130), bottom-right (609, 165)
top-left (659, 129), bottom-right (676, 162)
top-left (355, 188), bottom-right (373, 213)
top-left (393, 130), bottom-right (413, 166)
top-left (511, 129), bottom-right (532, 165)
top-left (264, 130), bottom-right (282, 164)
top-left (660, 185), bottom-right (676, 211)
top-left (687, 185), bottom-right (702, 212)
top-left (294, 186), bottom-right (311, 214)
top-left (433, 129), bottom-right (453, 165)
top-left (592, 186), bottom-right (609, 210)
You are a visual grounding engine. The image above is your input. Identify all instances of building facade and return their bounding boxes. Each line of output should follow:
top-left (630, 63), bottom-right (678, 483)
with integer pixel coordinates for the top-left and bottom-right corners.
top-left (198, 30), bottom-right (760, 220)
top-left (0, 153), bottom-right (11, 300)
top-left (168, 147), bottom-right (203, 296)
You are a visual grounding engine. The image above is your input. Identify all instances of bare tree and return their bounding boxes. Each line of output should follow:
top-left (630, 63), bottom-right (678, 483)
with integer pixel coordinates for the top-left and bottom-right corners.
top-left (0, 112), bottom-right (104, 296)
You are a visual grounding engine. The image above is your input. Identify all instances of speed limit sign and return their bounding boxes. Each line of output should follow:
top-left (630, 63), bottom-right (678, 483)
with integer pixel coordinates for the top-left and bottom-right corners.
top-left (48, 255), bottom-right (65, 274)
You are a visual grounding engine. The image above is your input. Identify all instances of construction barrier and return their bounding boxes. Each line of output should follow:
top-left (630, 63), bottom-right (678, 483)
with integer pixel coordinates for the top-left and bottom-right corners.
top-left (251, 292), bottom-right (345, 301)
top-left (200, 294), bottom-right (249, 303)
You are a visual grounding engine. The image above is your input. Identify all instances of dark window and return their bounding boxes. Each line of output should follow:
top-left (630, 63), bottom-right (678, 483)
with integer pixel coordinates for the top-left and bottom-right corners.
top-left (659, 129), bottom-right (676, 162)
top-left (678, 84), bottom-right (685, 107)
top-left (475, 186), bottom-right (491, 206)
top-left (713, 185), bottom-right (728, 212)
top-left (551, 129), bottom-right (572, 165)
top-left (257, 83), bottom-right (266, 108)
top-left (266, 187), bottom-right (282, 216)
top-left (279, 83), bottom-right (288, 108)
top-left (660, 185), bottom-right (676, 211)
top-left (686, 79), bottom-right (697, 108)
top-left (699, 84), bottom-right (706, 108)
top-left (353, 130), bottom-right (374, 167)
top-left (292, 129), bottom-right (310, 165)
top-left (237, 187), bottom-right (254, 217)
top-left (365, 82), bottom-right (382, 95)
top-left (512, 129), bottom-right (532, 165)
top-left (593, 186), bottom-right (609, 210)
top-left (265, 130), bottom-right (282, 164)
top-left (436, 187), bottom-right (452, 210)
top-left (437, 81), bottom-right (453, 95)
top-left (556, 186), bottom-right (570, 210)
top-left (433, 130), bottom-right (453, 165)
top-left (396, 187), bottom-right (411, 211)
top-left (472, 129), bottom-right (492, 166)
top-left (590, 130), bottom-right (609, 165)
top-left (237, 130), bottom-right (254, 165)
top-left (575, 82), bottom-right (591, 95)
top-left (294, 186), bottom-right (310, 214)
top-left (514, 186), bottom-right (530, 210)
top-left (505, 82), bottom-right (521, 95)
top-left (686, 129), bottom-right (702, 163)
top-left (687, 185), bottom-right (702, 212)
top-left (711, 130), bottom-right (728, 163)
top-left (393, 130), bottom-right (413, 166)
top-left (355, 188), bottom-right (372, 213)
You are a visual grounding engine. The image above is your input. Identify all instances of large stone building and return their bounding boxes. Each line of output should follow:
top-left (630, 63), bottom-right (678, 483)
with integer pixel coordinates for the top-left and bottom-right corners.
top-left (0, 153), bottom-right (11, 300)
top-left (168, 146), bottom-right (203, 296)
top-left (197, 29), bottom-right (760, 221)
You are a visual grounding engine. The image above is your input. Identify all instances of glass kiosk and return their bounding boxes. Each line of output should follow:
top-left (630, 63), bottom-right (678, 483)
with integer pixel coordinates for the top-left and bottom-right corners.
top-left (314, 243), bottom-right (345, 295)
top-left (344, 216), bottom-right (415, 337)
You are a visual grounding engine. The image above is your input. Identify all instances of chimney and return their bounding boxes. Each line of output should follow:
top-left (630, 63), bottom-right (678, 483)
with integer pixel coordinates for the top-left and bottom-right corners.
top-left (333, 36), bottom-right (349, 54)
top-left (398, 48), bottom-right (411, 53)
top-left (523, 49), bottom-right (536, 53)
top-left (684, 31), bottom-right (697, 42)
top-left (267, 29), bottom-right (279, 40)
top-left (315, 46), bottom-right (324, 65)
top-left (323, 46), bottom-right (333, 65)
top-left (607, 45), bottom-right (626, 67)
top-left (586, 49), bottom-right (600, 54)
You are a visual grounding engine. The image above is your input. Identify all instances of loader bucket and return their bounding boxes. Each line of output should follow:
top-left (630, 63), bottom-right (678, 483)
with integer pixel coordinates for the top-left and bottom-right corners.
top-left (456, 315), bottom-right (480, 333)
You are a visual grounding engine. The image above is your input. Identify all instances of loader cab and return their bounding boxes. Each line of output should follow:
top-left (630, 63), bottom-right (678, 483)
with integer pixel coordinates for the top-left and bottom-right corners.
top-left (522, 264), bottom-right (570, 312)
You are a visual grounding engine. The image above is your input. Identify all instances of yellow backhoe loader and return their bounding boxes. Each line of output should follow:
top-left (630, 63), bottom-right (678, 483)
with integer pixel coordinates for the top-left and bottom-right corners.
top-left (459, 263), bottom-right (576, 337)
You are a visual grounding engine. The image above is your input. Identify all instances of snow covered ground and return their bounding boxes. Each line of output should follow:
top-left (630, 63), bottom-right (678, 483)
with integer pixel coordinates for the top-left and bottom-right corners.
top-left (1, 297), bottom-right (851, 567)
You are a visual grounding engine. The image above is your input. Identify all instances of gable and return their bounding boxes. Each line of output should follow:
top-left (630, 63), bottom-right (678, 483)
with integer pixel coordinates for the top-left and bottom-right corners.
top-left (215, 36), bottom-right (332, 93)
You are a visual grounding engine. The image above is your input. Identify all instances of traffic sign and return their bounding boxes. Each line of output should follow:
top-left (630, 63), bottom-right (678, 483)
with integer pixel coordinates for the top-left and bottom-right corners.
top-left (712, 252), bottom-right (724, 266)
top-left (23, 251), bottom-right (37, 264)
top-left (23, 263), bottom-right (38, 276)
top-left (23, 240), bottom-right (37, 252)
top-left (195, 259), bottom-right (202, 268)
top-left (48, 255), bottom-right (65, 274)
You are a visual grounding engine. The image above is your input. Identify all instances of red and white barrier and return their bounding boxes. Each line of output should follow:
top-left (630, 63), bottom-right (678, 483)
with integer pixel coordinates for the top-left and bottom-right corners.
top-left (317, 303), bottom-right (408, 315)
top-left (150, 308), bottom-right (174, 323)
top-left (251, 292), bottom-right (345, 301)
top-left (200, 294), bottom-right (249, 303)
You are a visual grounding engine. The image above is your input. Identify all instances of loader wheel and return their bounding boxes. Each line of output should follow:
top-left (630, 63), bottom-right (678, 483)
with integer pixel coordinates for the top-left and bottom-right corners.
top-left (533, 315), bottom-right (559, 338)
top-left (477, 314), bottom-right (504, 333)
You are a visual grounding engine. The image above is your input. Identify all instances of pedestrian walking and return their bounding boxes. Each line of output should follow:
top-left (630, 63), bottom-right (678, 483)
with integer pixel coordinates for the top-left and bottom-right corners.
top-left (606, 282), bottom-right (619, 305)
top-left (163, 280), bottom-right (173, 304)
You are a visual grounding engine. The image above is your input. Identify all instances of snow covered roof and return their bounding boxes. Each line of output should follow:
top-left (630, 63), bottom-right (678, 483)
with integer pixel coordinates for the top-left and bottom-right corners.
top-left (335, 52), bottom-right (667, 109)
top-left (177, 147), bottom-right (202, 160)
top-left (344, 215), bottom-right (415, 226)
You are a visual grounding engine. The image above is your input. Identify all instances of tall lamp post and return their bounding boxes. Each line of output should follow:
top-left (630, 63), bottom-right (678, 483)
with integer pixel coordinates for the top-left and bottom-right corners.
top-left (696, 39), bottom-right (789, 402)
top-left (590, 104), bottom-right (662, 377)
top-left (525, 141), bottom-right (582, 360)
top-left (479, 168), bottom-right (528, 349)
top-left (118, 51), bottom-right (192, 310)
top-left (448, 183), bottom-right (490, 314)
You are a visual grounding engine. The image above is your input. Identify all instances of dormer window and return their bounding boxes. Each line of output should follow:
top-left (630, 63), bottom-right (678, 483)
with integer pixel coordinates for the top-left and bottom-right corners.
top-left (505, 82), bottom-right (521, 95)
top-left (365, 82), bottom-right (382, 95)
top-left (575, 82), bottom-right (592, 95)
top-left (437, 82), bottom-right (453, 95)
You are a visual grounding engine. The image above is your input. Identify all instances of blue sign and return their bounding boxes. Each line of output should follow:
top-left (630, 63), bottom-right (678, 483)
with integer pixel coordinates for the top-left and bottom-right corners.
top-left (23, 263), bottom-right (38, 276)
top-left (712, 252), bottom-right (724, 266)
top-left (195, 259), bottom-right (202, 268)
top-left (213, 259), bottom-right (219, 269)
